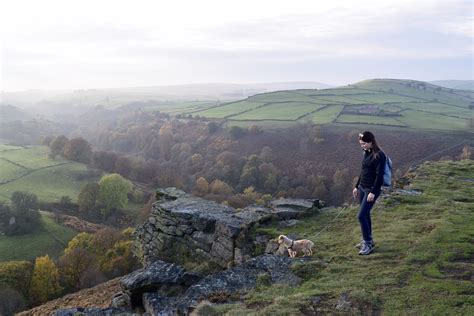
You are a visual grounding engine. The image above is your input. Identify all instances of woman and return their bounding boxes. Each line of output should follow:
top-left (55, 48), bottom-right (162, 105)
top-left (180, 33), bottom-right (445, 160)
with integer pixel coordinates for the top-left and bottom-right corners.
top-left (353, 131), bottom-right (386, 255)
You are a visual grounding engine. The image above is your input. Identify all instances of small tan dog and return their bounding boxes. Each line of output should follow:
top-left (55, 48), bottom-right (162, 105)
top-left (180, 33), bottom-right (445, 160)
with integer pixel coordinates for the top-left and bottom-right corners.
top-left (277, 234), bottom-right (314, 258)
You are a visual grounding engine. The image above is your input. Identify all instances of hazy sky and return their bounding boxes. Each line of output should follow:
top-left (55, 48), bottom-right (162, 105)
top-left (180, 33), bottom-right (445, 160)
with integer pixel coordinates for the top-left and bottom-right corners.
top-left (0, 0), bottom-right (472, 91)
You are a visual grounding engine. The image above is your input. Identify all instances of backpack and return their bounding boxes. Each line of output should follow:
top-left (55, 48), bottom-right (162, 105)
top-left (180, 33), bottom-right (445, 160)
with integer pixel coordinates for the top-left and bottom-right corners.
top-left (383, 154), bottom-right (393, 187)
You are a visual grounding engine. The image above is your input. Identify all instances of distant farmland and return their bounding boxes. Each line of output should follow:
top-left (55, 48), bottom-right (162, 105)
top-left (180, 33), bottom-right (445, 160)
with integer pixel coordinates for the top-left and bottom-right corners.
top-left (166, 79), bottom-right (474, 132)
top-left (0, 145), bottom-right (103, 204)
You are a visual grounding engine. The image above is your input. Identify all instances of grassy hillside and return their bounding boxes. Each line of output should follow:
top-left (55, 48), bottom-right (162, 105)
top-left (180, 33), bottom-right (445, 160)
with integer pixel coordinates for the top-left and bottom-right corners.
top-left (0, 211), bottom-right (77, 262)
top-left (0, 145), bottom-right (103, 204)
top-left (183, 79), bottom-right (474, 132)
top-left (212, 159), bottom-right (474, 314)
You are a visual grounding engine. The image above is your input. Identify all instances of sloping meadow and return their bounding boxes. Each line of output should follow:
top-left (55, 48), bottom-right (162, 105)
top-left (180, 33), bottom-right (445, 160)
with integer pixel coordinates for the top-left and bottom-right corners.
top-left (205, 159), bottom-right (473, 314)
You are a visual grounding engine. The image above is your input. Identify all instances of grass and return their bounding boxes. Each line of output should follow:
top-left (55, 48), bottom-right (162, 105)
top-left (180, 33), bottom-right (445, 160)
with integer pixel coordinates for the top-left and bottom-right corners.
top-left (192, 101), bottom-right (264, 118)
top-left (299, 105), bottom-right (344, 124)
top-left (336, 114), bottom-right (405, 126)
top-left (248, 91), bottom-right (318, 103)
top-left (169, 79), bottom-right (474, 132)
top-left (398, 110), bottom-right (469, 130)
top-left (0, 162), bottom-right (101, 204)
top-left (230, 102), bottom-right (325, 120)
top-left (401, 102), bottom-right (474, 117)
top-left (0, 146), bottom-right (68, 169)
top-left (0, 159), bottom-right (27, 183)
top-left (215, 159), bottom-right (474, 314)
top-left (344, 93), bottom-right (420, 103)
top-left (0, 146), bottom-right (103, 204)
top-left (0, 212), bottom-right (77, 262)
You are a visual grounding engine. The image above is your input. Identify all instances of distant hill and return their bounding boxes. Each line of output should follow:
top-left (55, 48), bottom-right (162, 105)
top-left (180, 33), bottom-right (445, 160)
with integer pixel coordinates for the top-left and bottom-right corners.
top-left (183, 78), bottom-right (474, 132)
top-left (429, 80), bottom-right (474, 91)
top-left (0, 104), bottom-right (31, 122)
top-left (1, 82), bottom-right (332, 114)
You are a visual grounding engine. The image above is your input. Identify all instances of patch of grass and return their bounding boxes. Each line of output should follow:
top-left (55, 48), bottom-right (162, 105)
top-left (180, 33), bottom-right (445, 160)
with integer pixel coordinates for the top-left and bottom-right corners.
top-left (230, 102), bottom-right (325, 120)
top-left (304, 105), bottom-right (344, 124)
top-left (192, 101), bottom-right (264, 118)
top-left (0, 162), bottom-right (100, 203)
top-left (336, 114), bottom-right (405, 126)
top-left (398, 110), bottom-right (469, 130)
top-left (0, 212), bottom-right (77, 262)
top-left (221, 159), bottom-right (474, 314)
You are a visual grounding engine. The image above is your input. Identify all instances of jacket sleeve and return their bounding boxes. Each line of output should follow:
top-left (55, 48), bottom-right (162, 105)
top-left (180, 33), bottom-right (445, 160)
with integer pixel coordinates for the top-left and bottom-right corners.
top-left (370, 152), bottom-right (386, 196)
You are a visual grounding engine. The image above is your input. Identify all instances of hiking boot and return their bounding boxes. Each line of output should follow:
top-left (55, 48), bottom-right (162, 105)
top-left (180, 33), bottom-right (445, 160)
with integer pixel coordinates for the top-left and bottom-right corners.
top-left (355, 240), bottom-right (375, 249)
top-left (358, 241), bottom-right (374, 255)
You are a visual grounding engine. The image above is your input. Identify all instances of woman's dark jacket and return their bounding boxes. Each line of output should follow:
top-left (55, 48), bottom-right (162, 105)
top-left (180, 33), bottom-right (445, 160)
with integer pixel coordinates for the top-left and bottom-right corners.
top-left (355, 149), bottom-right (386, 196)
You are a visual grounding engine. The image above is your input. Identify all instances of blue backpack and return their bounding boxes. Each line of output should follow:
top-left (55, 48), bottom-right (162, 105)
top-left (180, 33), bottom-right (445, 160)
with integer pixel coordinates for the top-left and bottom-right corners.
top-left (383, 154), bottom-right (393, 187)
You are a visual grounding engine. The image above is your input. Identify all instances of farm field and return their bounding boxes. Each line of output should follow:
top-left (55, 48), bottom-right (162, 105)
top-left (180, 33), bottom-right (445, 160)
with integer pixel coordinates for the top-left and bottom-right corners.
top-left (191, 100), bottom-right (263, 118)
top-left (336, 114), bottom-right (405, 126)
top-left (0, 145), bottom-right (103, 204)
top-left (230, 102), bottom-right (325, 120)
top-left (0, 211), bottom-right (77, 262)
top-left (171, 79), bottom-right (474, 132)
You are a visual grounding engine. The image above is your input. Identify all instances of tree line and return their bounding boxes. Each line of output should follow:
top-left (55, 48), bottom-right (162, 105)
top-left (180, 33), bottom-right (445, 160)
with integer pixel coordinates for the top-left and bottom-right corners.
top-left (42, 112), bottom-right (355, 207)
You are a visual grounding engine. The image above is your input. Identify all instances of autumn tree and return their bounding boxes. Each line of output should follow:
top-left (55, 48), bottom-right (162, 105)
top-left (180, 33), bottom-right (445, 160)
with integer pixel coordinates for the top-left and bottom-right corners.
top-left (194, 177), bottom-right (209, 196)
top-left (100, 240), bottom-right (139, 278)
top-left (0, 260), bottom-right (33, 300)
top-left (311, 175), bottom-right (330, 202)
top-left (29, 255), bottom-right (62, 305)
top-left (64, 232), bottom-right (95, 255)
top-left (209, 179), bottom-right (234, 196)
top-left (63, 137), bottom-right (92, 163)
top-left (158, 124), bottom-right (173, 160)
top-left (58, 248), bottom-right (98, 291)
top-left (260, 146), bottom-right (273, 163)
top-left (98, 174), bottom-right (132, 218)
top-left (77, 182), bottom-right (100, 212)
top-left (331, 168), bottom-right (350, 205)
top-left (114, 156), bottom-right (132, 178)
top-left (91, 151), bottom-right (118, 172)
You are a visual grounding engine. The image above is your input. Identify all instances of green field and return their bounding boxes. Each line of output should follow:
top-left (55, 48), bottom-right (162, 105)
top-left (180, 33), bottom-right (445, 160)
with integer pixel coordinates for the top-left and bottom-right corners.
top-left (0, 212), bottom-right (77, 262)
top-left (401, 102), bottom-right (474, 117)
top-left (173, 79), bottom-right (474, 132)
top-left (231, 102), bottom-right (325, 120)
top-left (303, 105), bottom-right (344, 124)
top-left (337, 114), bottom-right (405, 126)
top-left (248, 91), bottom-right (318, 103)
top-left (192, 100), bottom-right (264, 118)
top-left (397, 110), bottom-right (469, 130)
top-left (0, 146), bottom-right (103, 204)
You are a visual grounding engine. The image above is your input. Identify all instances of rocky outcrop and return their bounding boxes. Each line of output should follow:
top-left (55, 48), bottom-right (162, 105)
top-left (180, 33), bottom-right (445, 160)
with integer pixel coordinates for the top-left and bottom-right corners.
top-left (134, 187), bottom-right (322, 269)
top-left (120, 254), bottom-right (301, 315)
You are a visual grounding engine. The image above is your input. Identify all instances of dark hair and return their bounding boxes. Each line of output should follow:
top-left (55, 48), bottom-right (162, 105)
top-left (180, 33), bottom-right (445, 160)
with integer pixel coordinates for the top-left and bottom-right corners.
top-left (358, 131), bottom-right (381, 159)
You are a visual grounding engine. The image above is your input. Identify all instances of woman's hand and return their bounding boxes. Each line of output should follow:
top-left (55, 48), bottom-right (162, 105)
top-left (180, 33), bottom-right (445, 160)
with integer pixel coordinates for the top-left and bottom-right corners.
top-left (367, 193), bottom-right (375, 202)
top-left (352, 188), bottom-right (358, 199)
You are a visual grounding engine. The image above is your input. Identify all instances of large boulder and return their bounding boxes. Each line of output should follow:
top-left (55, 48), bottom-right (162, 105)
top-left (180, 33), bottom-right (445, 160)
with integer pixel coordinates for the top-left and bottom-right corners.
top-left (119, 260), bottom-right (202, 308)
top-left (176, 254), bottom-right (301, 313)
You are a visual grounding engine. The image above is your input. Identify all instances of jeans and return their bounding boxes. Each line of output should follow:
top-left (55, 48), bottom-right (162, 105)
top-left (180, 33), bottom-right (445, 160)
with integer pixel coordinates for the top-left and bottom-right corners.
top-left (358, 188), bottom-right (380, 243)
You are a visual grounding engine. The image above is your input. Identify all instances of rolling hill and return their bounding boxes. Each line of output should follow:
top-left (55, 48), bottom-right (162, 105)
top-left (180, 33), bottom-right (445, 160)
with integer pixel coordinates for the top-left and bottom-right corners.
top-left (430, 80), bottom-right (474, 91)
top-left (181, 79), bottom-right (474, 132)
